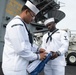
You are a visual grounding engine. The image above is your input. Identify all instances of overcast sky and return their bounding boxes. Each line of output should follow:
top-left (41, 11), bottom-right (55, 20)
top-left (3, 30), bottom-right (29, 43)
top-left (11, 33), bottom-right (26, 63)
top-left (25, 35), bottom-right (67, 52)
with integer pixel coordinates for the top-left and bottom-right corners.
top-left (56, 0), bottom-right (76, 30)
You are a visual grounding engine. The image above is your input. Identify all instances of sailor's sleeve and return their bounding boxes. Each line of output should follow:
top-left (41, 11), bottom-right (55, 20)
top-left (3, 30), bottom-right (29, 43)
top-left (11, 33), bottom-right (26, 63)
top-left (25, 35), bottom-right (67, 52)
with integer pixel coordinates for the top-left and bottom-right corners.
top-left (58, 31), bottom-right (69, 55)
top-left (8, 24), bottom-right (38, 61)
top-left (31, 43), bottom-right (39, 53)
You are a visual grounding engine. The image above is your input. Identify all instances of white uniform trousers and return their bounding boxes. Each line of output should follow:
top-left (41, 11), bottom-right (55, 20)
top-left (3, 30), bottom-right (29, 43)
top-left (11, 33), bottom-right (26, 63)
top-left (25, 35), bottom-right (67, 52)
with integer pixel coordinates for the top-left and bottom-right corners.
top-left (44, 65), bottom-right (65, 75)
top-left (2, 68), bottom-right (28, 75)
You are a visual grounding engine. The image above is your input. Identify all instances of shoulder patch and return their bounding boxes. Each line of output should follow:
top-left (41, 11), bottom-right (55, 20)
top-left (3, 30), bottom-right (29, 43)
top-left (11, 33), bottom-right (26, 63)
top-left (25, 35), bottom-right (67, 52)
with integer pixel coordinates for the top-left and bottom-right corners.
top-left (64, 36), bottom-right (68, 40)
top-left (11, 24), bottom-right (23, 27)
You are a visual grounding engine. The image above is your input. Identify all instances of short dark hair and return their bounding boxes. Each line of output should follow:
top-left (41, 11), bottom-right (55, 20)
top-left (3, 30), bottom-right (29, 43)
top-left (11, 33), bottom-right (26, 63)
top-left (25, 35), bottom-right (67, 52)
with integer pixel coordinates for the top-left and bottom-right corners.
top-left (21, 5), bottom-right (30, 12)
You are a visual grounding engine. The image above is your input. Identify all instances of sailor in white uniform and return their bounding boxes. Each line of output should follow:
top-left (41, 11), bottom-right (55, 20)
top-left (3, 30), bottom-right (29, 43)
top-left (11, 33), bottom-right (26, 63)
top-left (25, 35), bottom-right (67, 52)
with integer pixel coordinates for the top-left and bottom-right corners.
top-left (41, 18), bottom-right (69, 75)
top-left (2, 1), bottom-right (47, 75)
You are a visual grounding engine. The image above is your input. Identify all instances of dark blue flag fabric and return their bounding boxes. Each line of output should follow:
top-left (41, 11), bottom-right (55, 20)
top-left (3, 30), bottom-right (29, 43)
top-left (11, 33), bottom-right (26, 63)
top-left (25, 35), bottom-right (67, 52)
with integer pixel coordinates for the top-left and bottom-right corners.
top-left (27, 52), bottom-right (52, 75)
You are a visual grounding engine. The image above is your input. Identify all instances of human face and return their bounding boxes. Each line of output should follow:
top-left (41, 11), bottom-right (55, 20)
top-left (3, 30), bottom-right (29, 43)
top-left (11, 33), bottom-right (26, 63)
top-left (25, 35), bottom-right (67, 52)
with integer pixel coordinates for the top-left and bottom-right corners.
top-left (28, 11), bottom-right (35, 20)
top-left (46, 22), bottom-right (56, 32)
top-left (26, 10), bottom-right (35, 23)
top-left (23, 9), bottom-right (36, 24)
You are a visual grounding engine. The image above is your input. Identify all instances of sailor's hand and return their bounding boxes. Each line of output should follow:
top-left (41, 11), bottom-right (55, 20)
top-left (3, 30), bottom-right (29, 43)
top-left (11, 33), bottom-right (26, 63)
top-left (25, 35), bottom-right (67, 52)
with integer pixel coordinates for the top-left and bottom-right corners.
top-left (39, 52), bottom-right (47, 60)
top-left (50, 51), bottom-right (59, 60)
top-left (39, 48), bottom-right (45, 53)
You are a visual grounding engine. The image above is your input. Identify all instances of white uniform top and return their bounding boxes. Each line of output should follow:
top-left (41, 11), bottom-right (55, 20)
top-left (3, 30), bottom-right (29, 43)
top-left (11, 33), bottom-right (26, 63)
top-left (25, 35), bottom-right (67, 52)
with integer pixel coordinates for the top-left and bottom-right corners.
top-left (41, 29), bottom-right (69, 66)
top-left (2, 15), bottom-right (38, 71)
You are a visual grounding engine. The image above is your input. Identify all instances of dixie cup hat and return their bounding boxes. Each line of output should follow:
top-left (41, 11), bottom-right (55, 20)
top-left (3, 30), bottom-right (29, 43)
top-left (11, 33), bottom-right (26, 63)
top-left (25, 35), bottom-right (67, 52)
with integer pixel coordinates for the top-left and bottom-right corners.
top-left (44, 18), bottom-right (55, 26)
top-left (25, 0), bottom-right (39, 15)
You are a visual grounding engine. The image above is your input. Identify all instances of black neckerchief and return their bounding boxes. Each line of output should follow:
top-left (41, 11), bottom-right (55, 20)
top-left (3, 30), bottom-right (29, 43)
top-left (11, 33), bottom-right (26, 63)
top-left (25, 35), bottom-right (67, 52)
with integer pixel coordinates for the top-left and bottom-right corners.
top-left (46, 29), bottom-right (59, 43)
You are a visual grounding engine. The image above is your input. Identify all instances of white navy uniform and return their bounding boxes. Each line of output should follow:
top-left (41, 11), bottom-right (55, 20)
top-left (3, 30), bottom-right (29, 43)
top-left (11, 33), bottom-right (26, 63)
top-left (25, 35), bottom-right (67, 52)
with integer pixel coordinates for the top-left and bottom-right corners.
top-left (2, 16), bottom-right (38, 75)
top-left (41, 29), bottom-right (69, 75)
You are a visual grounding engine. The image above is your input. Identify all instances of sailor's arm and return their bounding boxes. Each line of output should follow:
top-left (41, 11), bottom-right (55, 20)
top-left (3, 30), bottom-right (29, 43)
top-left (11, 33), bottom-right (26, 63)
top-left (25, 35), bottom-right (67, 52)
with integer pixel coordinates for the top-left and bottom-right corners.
top-left (8, 24), bottom-right (46, 61)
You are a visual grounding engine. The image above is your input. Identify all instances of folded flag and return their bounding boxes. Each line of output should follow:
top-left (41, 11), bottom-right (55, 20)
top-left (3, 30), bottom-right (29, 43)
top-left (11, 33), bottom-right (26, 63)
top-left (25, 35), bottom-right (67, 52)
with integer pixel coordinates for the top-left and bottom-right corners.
top-left (27, 52), bottom-right (52, 75)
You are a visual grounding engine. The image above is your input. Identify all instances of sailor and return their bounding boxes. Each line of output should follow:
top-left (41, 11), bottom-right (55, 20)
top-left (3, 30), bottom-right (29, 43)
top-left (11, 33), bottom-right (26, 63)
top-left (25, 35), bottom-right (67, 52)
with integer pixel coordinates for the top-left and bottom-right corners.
top-left (2, 1), bottom-right (47, 75)
top-left (40, 17), bottom-right (69, 75)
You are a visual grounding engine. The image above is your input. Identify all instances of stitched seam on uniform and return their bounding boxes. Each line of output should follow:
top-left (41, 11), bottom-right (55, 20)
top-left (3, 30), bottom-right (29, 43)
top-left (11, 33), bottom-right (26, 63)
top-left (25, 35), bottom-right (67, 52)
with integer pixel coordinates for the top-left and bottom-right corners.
top-left (11, 24), bottom-right (23, 27)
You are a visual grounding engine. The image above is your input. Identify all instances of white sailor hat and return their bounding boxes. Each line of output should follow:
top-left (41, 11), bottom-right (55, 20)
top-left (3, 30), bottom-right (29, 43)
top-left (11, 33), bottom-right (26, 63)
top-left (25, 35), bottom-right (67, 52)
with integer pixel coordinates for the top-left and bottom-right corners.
top-left (44, 18), bottom-right (55, 26)
top-left (25, 0), bottom-right (39, 15)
